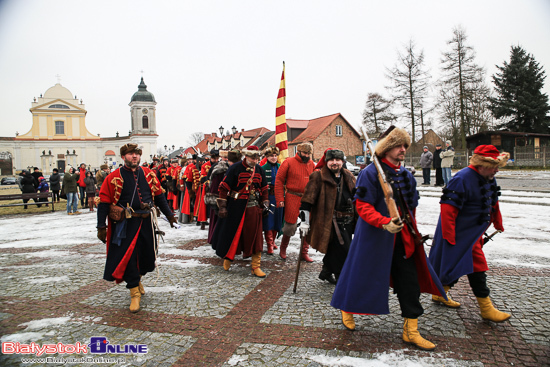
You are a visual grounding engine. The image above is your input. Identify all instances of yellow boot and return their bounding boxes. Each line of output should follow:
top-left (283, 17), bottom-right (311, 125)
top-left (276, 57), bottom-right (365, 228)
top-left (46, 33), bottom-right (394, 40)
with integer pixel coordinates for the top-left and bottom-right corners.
top-left (223, 259), bottom-right (231, 271)
top-left (402, 318), bottom-right (436, 351)
top-left (129, 287), bottom-right (141, 313)
top-left (432, 285), bottom-right (460, 308)
top-left (138, 277), bottom-right (145, 295)
top-left (476, 296), bottom-right (511, 322)
top-left (251, 252), bottom-right (266, 278)
top-left (341, 311), bottom-right (355, 331)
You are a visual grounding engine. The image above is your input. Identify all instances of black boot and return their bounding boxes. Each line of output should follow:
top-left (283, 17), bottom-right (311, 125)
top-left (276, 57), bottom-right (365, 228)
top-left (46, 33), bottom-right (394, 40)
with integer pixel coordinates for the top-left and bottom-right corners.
top-left (319, 267), bottom-right (336, 284)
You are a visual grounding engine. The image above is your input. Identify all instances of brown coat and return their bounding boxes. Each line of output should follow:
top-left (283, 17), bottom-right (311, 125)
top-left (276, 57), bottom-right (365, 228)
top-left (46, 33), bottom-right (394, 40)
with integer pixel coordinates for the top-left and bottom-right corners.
top-left (301, 166), bottom-right (356, 254)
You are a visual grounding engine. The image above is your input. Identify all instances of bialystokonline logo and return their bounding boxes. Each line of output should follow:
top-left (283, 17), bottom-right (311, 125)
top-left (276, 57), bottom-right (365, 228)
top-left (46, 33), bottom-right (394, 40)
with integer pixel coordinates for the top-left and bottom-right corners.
top-left (1, 336), bottom-right (148, 356)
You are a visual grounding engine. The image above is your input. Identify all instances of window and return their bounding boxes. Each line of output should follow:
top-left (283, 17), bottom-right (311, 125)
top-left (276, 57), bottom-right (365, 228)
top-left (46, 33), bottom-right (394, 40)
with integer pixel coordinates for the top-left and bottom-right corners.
top-left (335, 125), bottom-right (343, 137)
top-left (55, 121), bottom-right (64, 135)
top-left (49, 104), bottom-right (70, 109)
top-left (142, 116), bottom-right (149, 129)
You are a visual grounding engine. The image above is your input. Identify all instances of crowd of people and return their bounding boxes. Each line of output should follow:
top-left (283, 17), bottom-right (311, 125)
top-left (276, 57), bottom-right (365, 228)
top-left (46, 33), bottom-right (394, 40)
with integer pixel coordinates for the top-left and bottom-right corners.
top-left (17, 128), bottom-right (511, 352)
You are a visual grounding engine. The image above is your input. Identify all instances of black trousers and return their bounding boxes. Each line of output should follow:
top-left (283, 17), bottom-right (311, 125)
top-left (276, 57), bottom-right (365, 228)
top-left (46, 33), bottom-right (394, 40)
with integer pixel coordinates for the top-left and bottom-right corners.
top-left (322, 221), bottom-right (352, 277)
top-left (449, 271), bottom-right (490, 298)
top-left (391, 234), bottom-right (423, 319)
top-left (52, 190), bottom-right (60, 201)
top-left (422, 168), bottom-right (431, 184)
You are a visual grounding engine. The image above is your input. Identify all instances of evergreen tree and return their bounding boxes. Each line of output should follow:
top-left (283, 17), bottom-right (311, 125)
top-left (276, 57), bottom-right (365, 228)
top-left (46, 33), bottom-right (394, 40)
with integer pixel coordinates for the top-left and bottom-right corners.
top-left (489, 46), bottom-right (550, 133)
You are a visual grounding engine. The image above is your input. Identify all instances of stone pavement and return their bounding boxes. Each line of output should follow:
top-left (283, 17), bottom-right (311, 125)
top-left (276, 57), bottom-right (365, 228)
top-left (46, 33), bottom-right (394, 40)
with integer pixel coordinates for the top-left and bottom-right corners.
top-left (0, 219), bottom-right (549, 366)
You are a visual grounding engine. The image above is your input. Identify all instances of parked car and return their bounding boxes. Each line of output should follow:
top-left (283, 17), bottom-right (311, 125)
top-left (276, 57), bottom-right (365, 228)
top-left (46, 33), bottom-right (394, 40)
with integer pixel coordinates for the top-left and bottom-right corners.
top-left (405, 166), bottom-right (416, 175)
top-left (345, 163), bottom-right (361, 175)
top-left (1, 177), bottom-right (17, 185)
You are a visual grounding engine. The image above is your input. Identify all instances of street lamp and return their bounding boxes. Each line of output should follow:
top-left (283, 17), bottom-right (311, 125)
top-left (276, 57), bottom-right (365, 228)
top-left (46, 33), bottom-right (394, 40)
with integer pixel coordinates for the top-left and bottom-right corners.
top-left (219, 126), bottom-right (224, 137)
top-left (231, 126), bottom-right (237, 134)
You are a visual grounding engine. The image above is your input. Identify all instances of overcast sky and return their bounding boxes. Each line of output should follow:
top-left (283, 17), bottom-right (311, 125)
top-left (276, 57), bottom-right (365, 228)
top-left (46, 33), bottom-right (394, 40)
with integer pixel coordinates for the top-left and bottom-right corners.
top-left (0, 0), bottom-right (549, 150)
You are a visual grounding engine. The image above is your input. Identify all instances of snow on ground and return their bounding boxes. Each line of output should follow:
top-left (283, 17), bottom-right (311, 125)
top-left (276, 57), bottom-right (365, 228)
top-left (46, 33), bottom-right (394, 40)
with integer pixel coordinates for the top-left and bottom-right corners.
top-left (0, 184), bottom-right (548, 269)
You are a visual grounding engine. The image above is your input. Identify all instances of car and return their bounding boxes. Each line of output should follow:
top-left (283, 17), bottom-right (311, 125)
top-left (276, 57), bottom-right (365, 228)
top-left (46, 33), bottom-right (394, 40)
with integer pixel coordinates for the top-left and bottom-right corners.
top-left (345, 163), bottom-right (361, 175)
top-left (1, 177), bottom-right (17, 185)
top-left (405, 165), bottom-right (416, 175)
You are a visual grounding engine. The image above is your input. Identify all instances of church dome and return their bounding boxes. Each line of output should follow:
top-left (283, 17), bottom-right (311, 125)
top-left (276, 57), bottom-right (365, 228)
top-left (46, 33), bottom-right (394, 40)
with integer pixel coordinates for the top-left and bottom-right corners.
top-left (130, 77), bottom-right (156, 103)
top-left (44, 83), bottom-right (73, 99)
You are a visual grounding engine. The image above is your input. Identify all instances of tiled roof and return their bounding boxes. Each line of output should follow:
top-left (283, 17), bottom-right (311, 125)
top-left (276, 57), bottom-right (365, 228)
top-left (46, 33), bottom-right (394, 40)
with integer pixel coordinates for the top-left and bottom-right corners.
top-left (290, 113), bottom-right (341, 144)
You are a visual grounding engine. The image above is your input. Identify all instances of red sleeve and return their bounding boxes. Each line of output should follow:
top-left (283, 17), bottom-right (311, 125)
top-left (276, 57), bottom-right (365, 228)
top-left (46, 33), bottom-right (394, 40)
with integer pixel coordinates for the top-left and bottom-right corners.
top-left (441, 203), bottom-right (459, 245)
top-left (355, 199), bottom-right (391, 229)
top-left (491, 202), bottom-right (504, 231)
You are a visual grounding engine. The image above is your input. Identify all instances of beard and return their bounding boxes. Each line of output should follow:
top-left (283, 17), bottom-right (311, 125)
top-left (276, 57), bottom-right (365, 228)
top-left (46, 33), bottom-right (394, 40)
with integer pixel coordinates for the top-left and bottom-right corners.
top-left (124, 156), bottom-right (140, 169)
top-left (329, 165), bottom-right (341, 175)
top-left (298, 153), bottom-right (310, 163)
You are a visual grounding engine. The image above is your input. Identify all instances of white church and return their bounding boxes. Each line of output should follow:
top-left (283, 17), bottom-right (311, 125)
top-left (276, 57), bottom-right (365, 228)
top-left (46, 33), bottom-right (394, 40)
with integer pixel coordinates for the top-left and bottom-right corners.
top-left (0, 77), bottom-right (158, 175)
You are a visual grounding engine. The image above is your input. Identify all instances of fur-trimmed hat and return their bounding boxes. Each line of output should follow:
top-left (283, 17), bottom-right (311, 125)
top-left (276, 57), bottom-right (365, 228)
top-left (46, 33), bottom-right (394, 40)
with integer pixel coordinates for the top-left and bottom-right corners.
top-left (242, 145), bottom-right (260, 157)
top-left (296, 142), bottom-right (313, 154)
top-left (152, 156), bottom-right (160, 162)
top-left (100, 164), bottom-right (109, 170)
top-left (179, 157), bottom-right (187, 166)
top-left (374, 126), bottom-right (411, 157)
top-left (120, 143), bottom-right (142, 156)
top-left (315, 148), bottom-right (345, 170)
top-left (263, 146), bottom-right (280, 156)
top-left (469, 145), bottom-right (509, 168)
top-left (170, 157), bottom-right (179, 163)
top-left (227, 149), bottom-right (242, 163)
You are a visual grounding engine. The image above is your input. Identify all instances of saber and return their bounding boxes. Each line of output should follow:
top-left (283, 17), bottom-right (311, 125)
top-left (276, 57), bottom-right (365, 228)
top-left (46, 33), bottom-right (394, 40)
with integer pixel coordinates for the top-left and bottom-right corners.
top-left (484, 230), bottom-right (502, 242)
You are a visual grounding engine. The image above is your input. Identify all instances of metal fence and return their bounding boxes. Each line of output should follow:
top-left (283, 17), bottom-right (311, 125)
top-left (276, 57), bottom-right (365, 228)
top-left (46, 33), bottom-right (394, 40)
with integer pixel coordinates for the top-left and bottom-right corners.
top-left (510, 146), bottom-right (550, 168)
top-left (405, 149), bottom-right (468, 169)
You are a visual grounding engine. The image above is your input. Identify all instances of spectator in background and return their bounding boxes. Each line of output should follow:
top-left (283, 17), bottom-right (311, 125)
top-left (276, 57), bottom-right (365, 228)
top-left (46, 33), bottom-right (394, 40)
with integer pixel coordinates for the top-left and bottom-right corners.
top-left (77, 163), bottom-right (88, 208)
top-left (441, 141), bottom-right (455, 186)
top-left (36, 176), bottom-right (49, 207)
top-left (63, 167), bottom-right (80, 215)
top-left (96, 164), bottom-right (110, 191)
top-left (419, 146), bottom-right (433, 186)
top-left (49, 168), bottom-right (61, 202)
top-left (20, 170), bottom-right (37, 209)
top-left (433, 144), bottom-right (444, 187)
top-left (31, 167), bottom-right (42, 190)
top-left (84, 171), bottom-right (97, 212)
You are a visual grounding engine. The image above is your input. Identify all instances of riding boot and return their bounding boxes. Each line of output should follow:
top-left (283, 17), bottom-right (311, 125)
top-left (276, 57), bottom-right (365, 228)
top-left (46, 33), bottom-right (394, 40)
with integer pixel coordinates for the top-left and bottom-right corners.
top-left (341, 311), bottom-right (355, 330)
top-left (200, 222), bottom-right (206, 230)
top-left (432, 285), bottom-right (460, 308)
top-left (129, 287), bottom-right (141, 313)
top-left (402, 318), bottom-right (436, 351)
top-left (251, 252), bottom-right (266, 278)
top-left (272, 230), bottom-right (278, 250)
top-left (476, 296), bottom-right (511, 322)
top-left (264, 230), bottom-right (275, 255)
top-left (88, 197), bottom-right (94, 212)
top-left (300, 242), bottom-right (314, 263)
top-left (279, 235), bottom-right (290, 260)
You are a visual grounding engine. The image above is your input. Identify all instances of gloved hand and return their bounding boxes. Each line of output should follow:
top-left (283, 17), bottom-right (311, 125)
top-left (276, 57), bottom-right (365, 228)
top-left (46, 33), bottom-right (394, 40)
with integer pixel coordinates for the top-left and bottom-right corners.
top-left (299, 210), bottom-right (310, 236)
top-left (217, 198), bottom-right (228, 218)
top-left (97, 227), bottom-right (107, 243)
top-left (168, 216), bottom-right (178, 228)
top-left (382, 217), bottom-right (404, 234)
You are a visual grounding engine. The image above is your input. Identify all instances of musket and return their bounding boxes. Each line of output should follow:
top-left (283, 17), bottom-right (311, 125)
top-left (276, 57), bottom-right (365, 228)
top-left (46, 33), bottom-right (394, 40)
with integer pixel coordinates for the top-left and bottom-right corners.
top-left (293, 230), bottom-right (306, 293)
top-left (361, 126), bottom-right (402, 224)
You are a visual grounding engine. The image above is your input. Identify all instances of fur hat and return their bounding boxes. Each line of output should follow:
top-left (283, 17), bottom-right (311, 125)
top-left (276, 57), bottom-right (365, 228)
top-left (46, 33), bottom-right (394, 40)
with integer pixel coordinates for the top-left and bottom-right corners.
top-left (120, 143), bottom-right (142, 156)
top-left (326, 149), bottom-right (345, 162)
top-left (170, 158), bottom-right (179, 163)
top-left (219, 150), bottom-right (228, 158)
top-left (242, 145), bottom-right (260, 157)
top-left (263, 146), bottom-right (280, 156)
top-left (296, 142), bottom-right (313, 154)
top-left (152, 156), bottom-right (160, 162)
top-left (100, 164), bottom-right (109, 170)
top-left (179, 157), bottom-right (187, 166)
top-left (227, 149), bottom-right (242, 163)
top-left (374, 126), bottom-right (411, 157)
top-left (469, 145), bottom-right (509, 168)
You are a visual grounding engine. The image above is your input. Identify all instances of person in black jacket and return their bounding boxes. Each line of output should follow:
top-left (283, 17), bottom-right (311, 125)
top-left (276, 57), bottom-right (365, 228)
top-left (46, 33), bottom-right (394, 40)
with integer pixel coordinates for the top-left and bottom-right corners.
top-left (49, 168), bottom-right (61, 202)
top-left (432, 144), bottom-right (444, 186)
top-left (20, 170), bottom-right (37, 209)
top-left (31, 167), bottom-right (42, 190)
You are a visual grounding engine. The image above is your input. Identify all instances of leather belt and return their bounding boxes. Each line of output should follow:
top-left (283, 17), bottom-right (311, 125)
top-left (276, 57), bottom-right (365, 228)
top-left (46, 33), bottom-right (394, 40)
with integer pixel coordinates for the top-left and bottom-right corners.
top-left (131, 212), bottom-right (151, 218)
top-left (334, 211), bottom-right (353, 218)
top-left (286, 190), bottom-right (303, 197)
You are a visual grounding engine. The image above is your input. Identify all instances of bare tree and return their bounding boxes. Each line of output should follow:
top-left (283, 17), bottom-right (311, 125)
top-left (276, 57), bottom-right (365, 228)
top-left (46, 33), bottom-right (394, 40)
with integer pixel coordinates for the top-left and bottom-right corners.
top-left (187, 132), bottom-right (204, 147)
top-left (386, 39), bottom-right (431, 142)
top-left (439, 26), bottom-right (487, 148)
top-left (362, 93), bottom-right (396, 134)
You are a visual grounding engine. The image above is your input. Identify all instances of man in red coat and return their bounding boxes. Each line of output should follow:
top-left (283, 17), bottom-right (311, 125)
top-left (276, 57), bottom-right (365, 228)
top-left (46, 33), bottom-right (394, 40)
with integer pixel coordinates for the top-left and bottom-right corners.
top-left (181, 155), bottom-right (199, 221)
top-left (77, 163), bottom-right (88, 208)
top-left (274, 142), bottom-right (316, 261)
top-left (195, 149), bottom-right (219, 229)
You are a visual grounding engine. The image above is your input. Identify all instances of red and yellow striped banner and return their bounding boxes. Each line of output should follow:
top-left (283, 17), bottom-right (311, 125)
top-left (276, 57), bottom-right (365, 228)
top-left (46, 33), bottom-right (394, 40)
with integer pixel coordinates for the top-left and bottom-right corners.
top-left (275, 62), bottom-right (288, 163)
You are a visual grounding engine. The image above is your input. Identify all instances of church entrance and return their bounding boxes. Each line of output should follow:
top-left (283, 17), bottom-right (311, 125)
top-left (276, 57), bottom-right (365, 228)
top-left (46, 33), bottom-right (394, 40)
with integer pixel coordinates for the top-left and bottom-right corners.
top-left (57, 160), bottom-right (66, 172)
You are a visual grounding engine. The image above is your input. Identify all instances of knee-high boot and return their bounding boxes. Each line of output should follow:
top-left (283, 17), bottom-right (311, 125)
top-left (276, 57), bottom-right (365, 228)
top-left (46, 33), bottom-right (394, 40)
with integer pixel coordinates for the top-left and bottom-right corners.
top-left (264, 230), bottom-right (275, 255)
top-left (279, 235), bottom-right (290, 260)
top-left (300, 241), bottom-right (313, 262)
top-left (271, 230), bottom-right (278, 250)
top-left (251, 252), bottom-right (266, 278)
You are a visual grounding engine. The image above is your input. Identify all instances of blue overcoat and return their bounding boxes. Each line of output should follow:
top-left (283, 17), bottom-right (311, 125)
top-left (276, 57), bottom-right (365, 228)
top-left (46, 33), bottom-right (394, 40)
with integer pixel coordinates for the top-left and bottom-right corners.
top-left (428, 167), bottom-right (501, 285)
top-left (331, 162), bottom-right (445, 315)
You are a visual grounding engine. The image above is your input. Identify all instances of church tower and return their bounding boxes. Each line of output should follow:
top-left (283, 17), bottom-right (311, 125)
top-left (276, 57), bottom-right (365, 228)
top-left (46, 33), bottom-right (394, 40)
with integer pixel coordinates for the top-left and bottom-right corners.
top-left (129, 77), bottom-right (157, 135)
